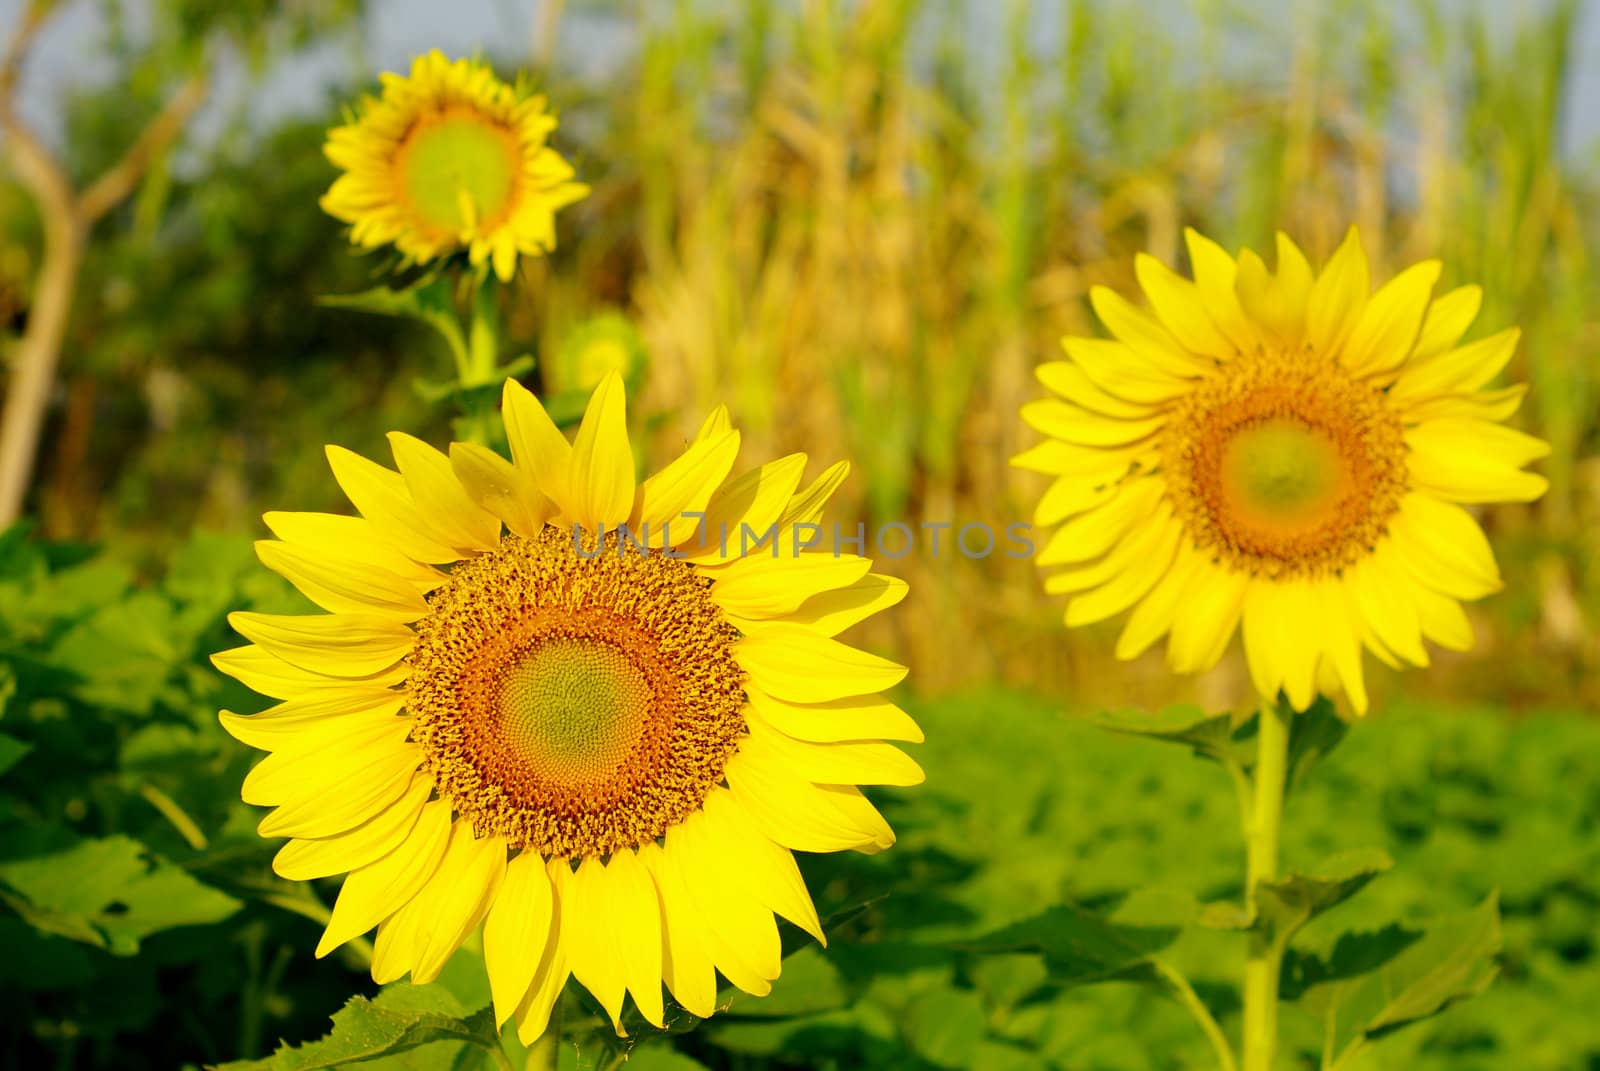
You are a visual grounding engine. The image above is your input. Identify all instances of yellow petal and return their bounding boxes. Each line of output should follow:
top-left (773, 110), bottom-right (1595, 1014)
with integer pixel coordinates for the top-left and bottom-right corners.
top-left (1183, 228), bottom-right (1258, 351)
top-left (1037, 361), bottom-right (1161, 420)
top-left (249, 731), bottom-right (419, 839)
top-left (271, 773), bottom-right (432, 881)
top-left (1404, 384), bottom-right (1526, 425)
top-left (744, 684), bottom-right (923, 744)
top-left (634, 429), bottom-right (741, 543)
top-left (1061, 337), bottom-right (1191, 405)
top-left (693, 404), bottom-right (731, 443)
top-left (1134, 253), bottom-right (1236, 359)
top-left (262, 512), bottom-right (444, 585)
top-left (220, 690), bottom-right (405, 751)
top-left (484, 851), bottom-right (555, 1027)
top-left (513, 861), bottom-right (572, 1045)
top-left (225, 611), bottom-right (413, 678)
top-left (1064, 507), bottom-right (1182, 626)
top-left (638, 841), bottom-right (719, 1017)
top-left (373, 823), bottom-right (506, 985)
top-left (502, 378), bottom-right (573, 512)
top-left (679, 454), bottom-right (808, 561)
top-left (1166, 561), bottom-right (1248, 674)
top-left (565, 852), bottom-right (664, 1034)
top-left (1020, 399), bottom-right (1166, 448)
top-left (1406, 420), bottom-right (1549, 504)
top-left (743, 707), bottom-right (922, 787)
top-left (1241, 579), bottom-right (1320, 711)
top-left (1340, 260), bottom-right (1440, 377)
top-left (736, 624), bottom-right (906, 702)
top-left (1386, 494), bottom-right (1502, 599)
top-left (655, 811), bottom-right (779, 996)
top-left (723, 734), bottom-right (895, 853)
top-left (325, 445), bottom-right (461, 564)
top-left (317, 800), bottom-right (452, 957)
top-left (1389, 328), bottom-right (1520, 406)
top-left (211, 644), bottom-right (408, 701)
top-left (779, 460), bottom-right (851, 528)
top-left (1115, 540), bottom-right (1204, 660)
top-left (255, 540), bottom-right (433, 620)
top-left (1409, 582), bottom-right (1474, 652)
top-left (449, 441), bottom-right (548, 540)
top-left (1009, 436), bottom-right (1145, 477)
top-left (1349, 547), bottom-right (1429, 667)
top-left (1411, 285), bottom-right (1482, 360)
top-left (567, 373), bottom-right (636, 532)
top-left (700, 790), bottom-right (824, 944)
top-left (733, 573), bottom-right (909, 639)
top-left (388, 432), bottom-right (502, 553)
top-left (1089, 286), bottom-right (1209, 377)
top-left (712, 554), bottom-right (873, 619)
top-left (1312, 580), bottom-right (1368, 715)
top-left (1036, 478), bottom-right (1163, 567)
top-left (1304, 226), bottom-right (1369, 358)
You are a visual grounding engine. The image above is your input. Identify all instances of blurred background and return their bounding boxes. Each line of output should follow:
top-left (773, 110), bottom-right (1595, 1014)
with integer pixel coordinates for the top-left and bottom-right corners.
top-left (0, 2), bottom-right (1597, 1069)
top-left (3, 0), bottom-right (1596, 710)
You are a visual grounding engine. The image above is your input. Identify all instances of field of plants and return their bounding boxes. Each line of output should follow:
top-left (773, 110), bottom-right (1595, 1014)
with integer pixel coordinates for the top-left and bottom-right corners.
top-left (1, 1), bottom-right (1596, 1069)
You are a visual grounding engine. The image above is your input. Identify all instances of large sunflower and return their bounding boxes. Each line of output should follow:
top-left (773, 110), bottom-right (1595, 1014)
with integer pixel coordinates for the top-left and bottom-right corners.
top-left (213, 376), bottom-right (921, 1040)
top-left (1015, 227), bottom-right (1547, 714)
top-left (321, 51), bottom-right (588, 281)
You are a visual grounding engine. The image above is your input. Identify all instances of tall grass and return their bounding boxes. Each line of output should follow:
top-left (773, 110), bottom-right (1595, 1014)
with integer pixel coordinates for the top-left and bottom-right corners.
top-left (517, 0), bottom-right (1598, 707)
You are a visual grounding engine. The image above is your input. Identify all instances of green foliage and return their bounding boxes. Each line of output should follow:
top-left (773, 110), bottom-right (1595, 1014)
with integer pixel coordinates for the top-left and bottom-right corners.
top-left (213, 983), bottom-right (502, 1071)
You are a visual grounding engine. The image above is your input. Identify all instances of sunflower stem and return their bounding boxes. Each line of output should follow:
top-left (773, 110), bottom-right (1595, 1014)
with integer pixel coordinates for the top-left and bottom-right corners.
top-left (1242, 695), bottom-right (1290, 1071)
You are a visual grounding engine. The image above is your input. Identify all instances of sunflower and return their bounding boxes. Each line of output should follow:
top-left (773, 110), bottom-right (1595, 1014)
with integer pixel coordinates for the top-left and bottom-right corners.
top-left (213, 375), bottom-right (921, 1040)
top-left (321, 51), bottom-right (588, 281)
top-left (1015, 227), bottom-right (1547, 714)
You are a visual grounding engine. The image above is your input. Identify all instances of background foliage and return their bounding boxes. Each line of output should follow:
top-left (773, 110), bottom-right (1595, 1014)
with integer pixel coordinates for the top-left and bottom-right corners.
top-left (0, 0), bottom-right (1596, 1068)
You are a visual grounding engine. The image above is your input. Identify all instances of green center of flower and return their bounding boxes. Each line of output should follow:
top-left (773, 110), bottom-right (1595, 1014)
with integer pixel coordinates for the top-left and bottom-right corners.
top-left (397, 109), bottom-right (518, 234)
top-left (498, 639), bottom-right (651, 787)
top-left (1221, 419), bottom-right (1347, 528)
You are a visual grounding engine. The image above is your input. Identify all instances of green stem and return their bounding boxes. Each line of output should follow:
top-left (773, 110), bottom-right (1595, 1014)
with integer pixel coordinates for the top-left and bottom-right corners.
top-left (1154, 958), bottom-right (1238, 1071)
top-left (1242, 697), bottom-right (1291, 1071)
top-left (525, 991), bottom-right (563, 1071)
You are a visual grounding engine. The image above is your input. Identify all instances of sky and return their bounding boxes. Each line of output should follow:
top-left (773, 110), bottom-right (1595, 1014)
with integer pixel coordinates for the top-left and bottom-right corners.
top-left (2, 0), bottom-right (1598, 164)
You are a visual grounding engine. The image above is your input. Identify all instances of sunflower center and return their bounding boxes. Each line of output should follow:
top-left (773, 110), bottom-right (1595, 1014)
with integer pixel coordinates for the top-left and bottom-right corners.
top-left (498, 641), bottom-right (651, 786)
top-left (407, 527), bottom-right (747, 859)
top-left (1163, 352), bottom-right (1407, 578)
top-left (395, 108), bottom-right (520, 235)
top-left (1220, 419), bottom-right (1350, 530)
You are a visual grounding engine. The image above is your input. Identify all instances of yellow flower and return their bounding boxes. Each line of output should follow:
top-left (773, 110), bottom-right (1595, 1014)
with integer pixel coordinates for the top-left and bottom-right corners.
top-left (320, 51), bottom-right (588, 281)
top-left (1015, 227), bottom-right (1547, 714)
top-left (213, 376), bottom-right (920, 1040)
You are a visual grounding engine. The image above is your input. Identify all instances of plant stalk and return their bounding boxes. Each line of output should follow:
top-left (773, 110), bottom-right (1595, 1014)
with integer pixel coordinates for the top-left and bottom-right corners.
top-left (1242, 696), bottom-right (1290, 1071)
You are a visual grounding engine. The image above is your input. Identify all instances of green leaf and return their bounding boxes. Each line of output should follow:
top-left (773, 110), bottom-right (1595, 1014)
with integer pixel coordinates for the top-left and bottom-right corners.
top-left (0, 832), bottom-right (239, 954)
top-left (1255, 848), bottom-right (1393, 939)
top-left (321, 278), bottom-right (469, 372)
top-left (211, 984), bottom-right (501, 1070)
top-left (49, 591), bottom-right (186, 716)
top-left (1281, 923), bottom-right (1421, 1002)
top-left (1363, 893), bottom-right (1501, 1038)
top-left (0, 730), bottom-right (31, 776)
top-left (963, 902), bottom-right (1180, 986)
top-left (1285, 696), bottom-right (1350, 795)
top-left (1297, 894), bottom-right (1502, 1065)
top-left (1088, 705), bottom-right (1245, 766)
